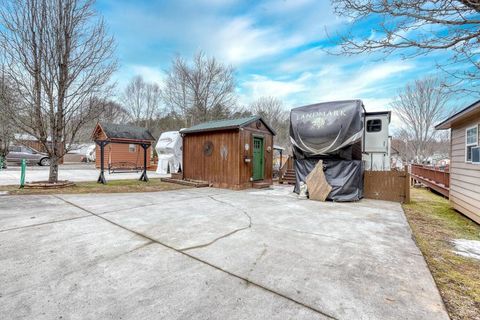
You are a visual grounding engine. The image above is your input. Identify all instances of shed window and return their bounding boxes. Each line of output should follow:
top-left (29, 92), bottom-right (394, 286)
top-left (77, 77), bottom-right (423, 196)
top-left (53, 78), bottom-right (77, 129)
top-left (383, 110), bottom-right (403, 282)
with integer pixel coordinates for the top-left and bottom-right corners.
top-left (465, 125), bottom-right (478, 162)
top-left (129, 144), bottom-right (136, 152)
top-left (366, 119), bottom-right (382, 132)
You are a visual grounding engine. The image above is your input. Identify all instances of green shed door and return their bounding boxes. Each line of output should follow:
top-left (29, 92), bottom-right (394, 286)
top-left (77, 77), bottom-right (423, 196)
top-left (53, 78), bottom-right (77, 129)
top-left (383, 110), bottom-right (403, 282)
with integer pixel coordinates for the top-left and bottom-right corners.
top-left (252, 137), bottom-right (264, 181)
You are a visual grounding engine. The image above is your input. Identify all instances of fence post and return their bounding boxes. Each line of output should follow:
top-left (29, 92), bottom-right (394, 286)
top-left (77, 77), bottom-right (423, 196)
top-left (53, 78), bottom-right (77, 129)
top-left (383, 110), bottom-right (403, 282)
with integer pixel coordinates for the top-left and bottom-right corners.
top-left (404, 166), bottom-right (410, 204)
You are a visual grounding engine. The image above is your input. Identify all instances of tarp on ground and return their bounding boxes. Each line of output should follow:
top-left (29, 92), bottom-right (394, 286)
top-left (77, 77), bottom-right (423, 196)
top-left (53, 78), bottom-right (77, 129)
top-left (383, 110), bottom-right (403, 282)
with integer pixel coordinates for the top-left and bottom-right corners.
top-left (155, 131), bottom-right (182, 174)
top-left (293, 158), bottom-right (364, 202)
top-left (290, 100), bottom-right (364, 159)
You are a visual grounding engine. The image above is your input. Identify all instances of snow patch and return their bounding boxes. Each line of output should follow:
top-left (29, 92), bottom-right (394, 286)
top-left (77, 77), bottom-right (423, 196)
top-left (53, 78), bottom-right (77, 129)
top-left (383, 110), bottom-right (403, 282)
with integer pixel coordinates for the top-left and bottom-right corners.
top-left (452, 239), bottom-right (480, 260)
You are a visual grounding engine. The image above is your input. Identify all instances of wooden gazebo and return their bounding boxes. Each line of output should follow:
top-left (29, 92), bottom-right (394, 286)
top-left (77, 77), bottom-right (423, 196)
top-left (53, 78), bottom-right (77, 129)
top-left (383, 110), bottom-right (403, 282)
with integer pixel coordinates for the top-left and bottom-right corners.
top-left (91, 122), bottom-right (156, 184)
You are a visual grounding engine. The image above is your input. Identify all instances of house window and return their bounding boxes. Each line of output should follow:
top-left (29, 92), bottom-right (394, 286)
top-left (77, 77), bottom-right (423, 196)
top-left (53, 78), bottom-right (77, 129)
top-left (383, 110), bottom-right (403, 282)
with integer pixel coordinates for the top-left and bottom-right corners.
top-left (465, 125), bottom-right (478, 162)
top-left (129, 144), bottom-right (136, 153)
top-left (366, 119), bottom-right (382, 132)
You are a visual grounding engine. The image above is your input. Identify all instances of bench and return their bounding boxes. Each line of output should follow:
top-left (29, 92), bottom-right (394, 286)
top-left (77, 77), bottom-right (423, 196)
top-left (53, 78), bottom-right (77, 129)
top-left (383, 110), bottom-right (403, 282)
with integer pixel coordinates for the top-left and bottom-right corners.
top-left (108, 162), bottom-right (141, 174)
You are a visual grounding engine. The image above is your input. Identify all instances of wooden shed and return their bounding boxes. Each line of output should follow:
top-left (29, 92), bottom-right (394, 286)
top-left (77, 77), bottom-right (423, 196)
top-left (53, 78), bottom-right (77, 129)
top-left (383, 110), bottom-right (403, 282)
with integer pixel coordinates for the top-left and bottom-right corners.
top-left (180, 116), bottom-right (276, 189)
top-left (436, 99), bottom-right (480, 224)
top-left (91, 123), bottom-right (155, 172)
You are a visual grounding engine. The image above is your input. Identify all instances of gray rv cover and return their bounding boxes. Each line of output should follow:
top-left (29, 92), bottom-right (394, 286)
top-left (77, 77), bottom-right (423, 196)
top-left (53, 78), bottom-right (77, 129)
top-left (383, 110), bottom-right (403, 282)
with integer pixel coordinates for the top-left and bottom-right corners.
top-left (294, 159), bottom-right (364, 201)
top-left (290, 100), bottom-right (364, 157)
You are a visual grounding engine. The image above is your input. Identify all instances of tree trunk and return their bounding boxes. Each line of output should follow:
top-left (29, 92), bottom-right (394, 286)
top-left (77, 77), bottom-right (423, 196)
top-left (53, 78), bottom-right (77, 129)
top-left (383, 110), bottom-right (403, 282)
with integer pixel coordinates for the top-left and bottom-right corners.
top-left (48, 154), bottom-right (59, 183)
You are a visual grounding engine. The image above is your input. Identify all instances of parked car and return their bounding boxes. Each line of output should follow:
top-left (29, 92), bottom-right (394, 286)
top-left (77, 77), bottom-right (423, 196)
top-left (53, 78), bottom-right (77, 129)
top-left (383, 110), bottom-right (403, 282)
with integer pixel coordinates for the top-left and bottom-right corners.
top-left (68, 143), bottom-right (96, 162)
top-left (6, 145), bottom-right (51, 166)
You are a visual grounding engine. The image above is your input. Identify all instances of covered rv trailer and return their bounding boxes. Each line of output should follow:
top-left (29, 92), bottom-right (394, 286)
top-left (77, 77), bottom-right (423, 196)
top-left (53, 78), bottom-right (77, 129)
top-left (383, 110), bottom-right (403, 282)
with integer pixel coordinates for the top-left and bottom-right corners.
top-left (155, 131), bottom-right (182, 174)
top-left (363, 111), bottom-right (391, 171)
top-left (290, 100), bottom-right (365, 201)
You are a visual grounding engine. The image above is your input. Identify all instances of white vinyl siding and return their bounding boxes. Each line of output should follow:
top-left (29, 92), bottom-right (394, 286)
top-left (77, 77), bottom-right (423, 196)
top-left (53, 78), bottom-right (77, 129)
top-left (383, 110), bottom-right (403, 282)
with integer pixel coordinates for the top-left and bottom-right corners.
top-left (451, 121), bottom-right (480, 224)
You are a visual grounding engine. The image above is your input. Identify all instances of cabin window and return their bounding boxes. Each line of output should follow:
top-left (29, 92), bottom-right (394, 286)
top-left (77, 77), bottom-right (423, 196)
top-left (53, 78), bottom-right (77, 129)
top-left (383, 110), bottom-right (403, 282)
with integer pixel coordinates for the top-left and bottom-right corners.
top-left (129, 144), bottom-right (136, 152)
top-left (465, 125), bottom-right (478, 162)
top-left (366, 119), bottom-right (382, 132)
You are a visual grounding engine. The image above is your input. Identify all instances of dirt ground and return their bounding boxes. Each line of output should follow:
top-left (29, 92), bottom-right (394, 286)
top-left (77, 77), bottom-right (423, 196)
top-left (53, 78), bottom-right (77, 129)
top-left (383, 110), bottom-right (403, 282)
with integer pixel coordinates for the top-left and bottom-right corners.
top-left (0, 178), bottom-right (189, 195)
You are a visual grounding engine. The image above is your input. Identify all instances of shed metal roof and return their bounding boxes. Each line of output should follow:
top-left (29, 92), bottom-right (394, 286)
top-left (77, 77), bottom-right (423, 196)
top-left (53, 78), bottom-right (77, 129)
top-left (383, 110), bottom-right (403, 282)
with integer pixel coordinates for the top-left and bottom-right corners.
top-left (97, 122), bottom-right (156, 141)
top-left (180, 116), bottom-right (276, 135)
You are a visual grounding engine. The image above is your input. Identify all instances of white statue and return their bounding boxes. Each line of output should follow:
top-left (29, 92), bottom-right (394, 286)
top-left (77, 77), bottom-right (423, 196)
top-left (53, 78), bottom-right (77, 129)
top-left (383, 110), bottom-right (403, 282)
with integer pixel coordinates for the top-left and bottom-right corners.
top-left (298, 181), bottom-right (308, 200)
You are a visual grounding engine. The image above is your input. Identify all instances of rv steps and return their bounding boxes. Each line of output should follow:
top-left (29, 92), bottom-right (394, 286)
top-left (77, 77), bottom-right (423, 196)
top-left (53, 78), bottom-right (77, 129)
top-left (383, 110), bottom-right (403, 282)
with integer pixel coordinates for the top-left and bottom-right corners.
top-left (160, 178), bottom-right (209, 188)
top-left (281, 169), bottom-right (297, 185)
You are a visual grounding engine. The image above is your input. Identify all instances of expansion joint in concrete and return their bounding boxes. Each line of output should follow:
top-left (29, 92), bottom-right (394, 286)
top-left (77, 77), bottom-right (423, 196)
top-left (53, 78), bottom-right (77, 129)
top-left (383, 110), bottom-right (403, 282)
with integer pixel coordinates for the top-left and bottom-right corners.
top-left (0, 214), bottom-right (92, 233)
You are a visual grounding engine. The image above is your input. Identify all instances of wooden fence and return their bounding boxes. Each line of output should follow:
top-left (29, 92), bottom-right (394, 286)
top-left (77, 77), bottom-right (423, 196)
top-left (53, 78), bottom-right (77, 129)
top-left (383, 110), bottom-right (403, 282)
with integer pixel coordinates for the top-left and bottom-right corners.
top-left (364, 167), bottom-right (410, 203)
top-left (410, 164), bottom-right (449, 197)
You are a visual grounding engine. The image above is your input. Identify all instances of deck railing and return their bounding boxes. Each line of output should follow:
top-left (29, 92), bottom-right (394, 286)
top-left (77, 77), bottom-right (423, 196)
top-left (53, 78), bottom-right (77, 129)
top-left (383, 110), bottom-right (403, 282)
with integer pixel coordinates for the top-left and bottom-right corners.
top-left (410, 164), bottom-right (450, 197)
top-left (411, 164), bottom-right (450, 187)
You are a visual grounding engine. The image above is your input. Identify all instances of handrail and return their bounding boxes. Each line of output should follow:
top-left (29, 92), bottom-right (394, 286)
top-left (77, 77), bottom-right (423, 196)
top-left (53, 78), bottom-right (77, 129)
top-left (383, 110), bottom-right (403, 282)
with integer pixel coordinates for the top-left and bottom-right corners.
top-left (410, 164), bottom-right (450, 188)
top-left (278, 156), bottom-right (293, 183)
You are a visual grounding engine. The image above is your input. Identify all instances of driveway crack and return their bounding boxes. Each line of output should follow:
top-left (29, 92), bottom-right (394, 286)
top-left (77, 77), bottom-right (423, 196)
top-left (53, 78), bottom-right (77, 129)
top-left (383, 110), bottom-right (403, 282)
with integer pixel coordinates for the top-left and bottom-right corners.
top-left (179, 195), bottom-right (252, 251)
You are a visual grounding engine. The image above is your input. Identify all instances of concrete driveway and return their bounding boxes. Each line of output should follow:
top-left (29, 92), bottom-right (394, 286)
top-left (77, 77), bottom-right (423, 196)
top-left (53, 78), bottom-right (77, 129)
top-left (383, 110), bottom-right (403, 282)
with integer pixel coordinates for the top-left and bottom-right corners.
top-left (0, 163), bottom-right (167, 185)
top-left (0, 186), bottom-right (449, 320)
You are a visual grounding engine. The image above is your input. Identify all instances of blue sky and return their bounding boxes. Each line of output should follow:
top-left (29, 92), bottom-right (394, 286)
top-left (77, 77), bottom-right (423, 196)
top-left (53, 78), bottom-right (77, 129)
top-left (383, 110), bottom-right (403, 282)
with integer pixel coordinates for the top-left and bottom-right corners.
top-left (96, 0), bottom-right (472, 127)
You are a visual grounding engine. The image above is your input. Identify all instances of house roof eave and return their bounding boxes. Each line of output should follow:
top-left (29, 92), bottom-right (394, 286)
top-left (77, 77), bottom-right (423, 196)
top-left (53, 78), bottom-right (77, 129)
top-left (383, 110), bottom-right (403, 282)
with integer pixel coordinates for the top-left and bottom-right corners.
top-left (435, 99), bottom-right (480, 130)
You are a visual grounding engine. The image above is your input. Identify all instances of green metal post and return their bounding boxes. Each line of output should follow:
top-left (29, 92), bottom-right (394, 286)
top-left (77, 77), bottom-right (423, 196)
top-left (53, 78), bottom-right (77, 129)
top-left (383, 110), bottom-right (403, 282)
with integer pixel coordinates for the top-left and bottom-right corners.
top-left (20, 159), bottom-right (26, 188)
top-left (0, 156), bottom-right (3, 171)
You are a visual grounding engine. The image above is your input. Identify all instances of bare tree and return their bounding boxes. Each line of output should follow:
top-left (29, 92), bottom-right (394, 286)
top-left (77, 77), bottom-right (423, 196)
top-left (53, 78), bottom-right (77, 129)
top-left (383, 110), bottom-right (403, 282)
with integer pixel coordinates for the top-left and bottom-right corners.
top-left (122, 75), bottom-right (163, 130)
top-left (123, 76), bottom-right (146, 126)
top-left (0, 0), bottom-right (117, 182)
top-left (249, 96), bottom-right (290, 147)
top-left (162, 56), bottom-right (191, 126)
top-left (390, 77), bottom-right (451, 162)
top-left (331, 0), bottom-right (480, 90)
top-left (162, 52), bottom-right (237, 126)
top-left (0, 69), bottom-right (14, 162)
top-left (74, 99), bottom-right (130, 142)
top-left (98, 99), bottom-right (130, 124)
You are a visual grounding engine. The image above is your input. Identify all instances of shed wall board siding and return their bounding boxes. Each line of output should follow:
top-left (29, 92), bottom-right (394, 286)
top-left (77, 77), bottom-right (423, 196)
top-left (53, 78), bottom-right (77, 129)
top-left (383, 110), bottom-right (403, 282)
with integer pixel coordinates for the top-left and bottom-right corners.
top-left (450, 119), bottom-right (480, 223)
top-left (183, 130), bottom-right (242, 188)
top-left (182, 124), bottom-right (273, 189)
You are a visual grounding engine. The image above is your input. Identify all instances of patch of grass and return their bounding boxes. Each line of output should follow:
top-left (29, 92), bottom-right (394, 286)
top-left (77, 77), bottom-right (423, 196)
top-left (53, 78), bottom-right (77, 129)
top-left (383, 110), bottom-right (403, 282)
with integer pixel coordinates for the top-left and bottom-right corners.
top-left (0, 178), bottom-right (189, 195)
top-left (403, 188), bottom-right (480, 320)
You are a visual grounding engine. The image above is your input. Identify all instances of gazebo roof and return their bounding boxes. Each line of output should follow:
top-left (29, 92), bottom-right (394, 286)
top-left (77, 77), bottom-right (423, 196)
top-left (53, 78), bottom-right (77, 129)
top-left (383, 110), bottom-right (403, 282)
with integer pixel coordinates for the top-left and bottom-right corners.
top-left (93, 122), bottom-right (156, 142)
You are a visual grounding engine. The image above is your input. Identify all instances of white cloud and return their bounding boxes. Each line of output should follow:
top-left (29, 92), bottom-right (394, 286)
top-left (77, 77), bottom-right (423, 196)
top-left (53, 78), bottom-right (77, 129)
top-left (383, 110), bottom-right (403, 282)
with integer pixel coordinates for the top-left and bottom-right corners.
top-left (239, 73), bottom-right (311, 104)
top-left (213, 16), bottom-right (303, 64)
top-left (239, 59), bottom-right (414, 130)
top-left (129, 65), bottom-right (165, 86)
